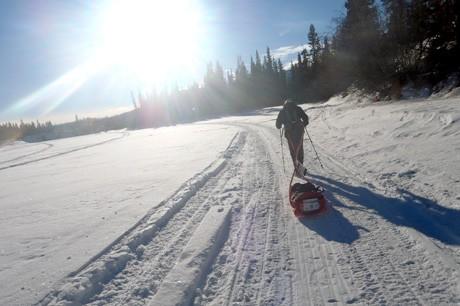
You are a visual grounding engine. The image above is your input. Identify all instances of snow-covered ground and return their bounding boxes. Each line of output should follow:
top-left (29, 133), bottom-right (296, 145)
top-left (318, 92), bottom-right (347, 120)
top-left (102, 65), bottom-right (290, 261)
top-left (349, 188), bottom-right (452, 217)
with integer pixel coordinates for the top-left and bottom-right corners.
top-left (0, 125), bottom-right (238, 305)
top-left (1, 95), bottom-right (459, 305)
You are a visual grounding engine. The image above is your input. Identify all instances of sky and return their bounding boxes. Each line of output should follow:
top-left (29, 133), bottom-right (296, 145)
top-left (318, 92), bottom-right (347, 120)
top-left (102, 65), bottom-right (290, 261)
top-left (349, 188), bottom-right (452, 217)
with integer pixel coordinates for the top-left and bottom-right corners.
top-left (0, 0), bottom-right (345, 123)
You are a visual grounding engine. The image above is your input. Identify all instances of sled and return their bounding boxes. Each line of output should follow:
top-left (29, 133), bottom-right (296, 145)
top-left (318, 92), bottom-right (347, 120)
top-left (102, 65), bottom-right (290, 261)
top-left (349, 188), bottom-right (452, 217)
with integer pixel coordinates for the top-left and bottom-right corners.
top-left (284, 127), bottom-right (327, 217)
top-left (289, 181), bottom-right (327, 217)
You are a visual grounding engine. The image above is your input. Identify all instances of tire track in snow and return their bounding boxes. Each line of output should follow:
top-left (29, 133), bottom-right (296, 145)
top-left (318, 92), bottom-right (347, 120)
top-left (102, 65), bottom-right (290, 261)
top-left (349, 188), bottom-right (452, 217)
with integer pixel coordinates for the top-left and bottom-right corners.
top-left (200, 121), bottom-right (355, 306)
top-left (37, 131), bottom-right (245, 306)
top-left (200, 130), bottom-right (293, 306)
top-left (303, 124), bottom-right (459, 304)
top-left (91, 134), bottom-right (245, 305)
top-left (245, 122), bottom-right (357, 305)
top-left (202, 122), bottom-right (356, 306)
top-left (206, 119), bottom-right (457, 305)
top-left (213, 135), bottom-right (272, 305)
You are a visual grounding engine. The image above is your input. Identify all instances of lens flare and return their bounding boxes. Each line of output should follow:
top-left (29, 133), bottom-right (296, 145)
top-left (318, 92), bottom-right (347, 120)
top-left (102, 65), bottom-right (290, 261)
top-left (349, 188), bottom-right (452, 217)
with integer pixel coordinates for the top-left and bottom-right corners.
top-left (4, 60), bottom-right (103, 117)
top-left (3, 0), bottom-right (206, 120)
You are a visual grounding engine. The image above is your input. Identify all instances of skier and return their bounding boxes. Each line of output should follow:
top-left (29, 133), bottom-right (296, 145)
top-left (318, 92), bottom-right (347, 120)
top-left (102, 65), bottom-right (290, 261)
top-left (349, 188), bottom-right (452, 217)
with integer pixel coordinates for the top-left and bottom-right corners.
top-left (276, 99), bottom-right (309, 177)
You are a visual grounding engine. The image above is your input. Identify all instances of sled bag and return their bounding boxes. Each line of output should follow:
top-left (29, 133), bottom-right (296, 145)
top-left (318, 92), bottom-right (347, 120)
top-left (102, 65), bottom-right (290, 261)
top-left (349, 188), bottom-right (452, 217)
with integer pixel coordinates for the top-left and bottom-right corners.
top-left (289, 182), bottom-right (326, 216)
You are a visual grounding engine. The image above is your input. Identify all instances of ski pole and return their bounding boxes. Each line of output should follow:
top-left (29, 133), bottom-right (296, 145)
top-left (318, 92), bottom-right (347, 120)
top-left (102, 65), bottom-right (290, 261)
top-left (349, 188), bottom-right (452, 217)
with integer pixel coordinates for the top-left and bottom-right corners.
top-left (280, 128), bottom-right (286, 173)
top-left (305, 127), bottom-right (324, 169)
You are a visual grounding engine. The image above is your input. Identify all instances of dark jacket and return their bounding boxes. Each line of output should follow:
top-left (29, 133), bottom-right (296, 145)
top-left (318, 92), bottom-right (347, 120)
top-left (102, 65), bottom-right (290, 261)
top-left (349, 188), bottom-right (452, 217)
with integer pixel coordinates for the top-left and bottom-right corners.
top-left (276, 102), bottom-right (308, 164)
top-left (275, 103), bottom-right (309, 134)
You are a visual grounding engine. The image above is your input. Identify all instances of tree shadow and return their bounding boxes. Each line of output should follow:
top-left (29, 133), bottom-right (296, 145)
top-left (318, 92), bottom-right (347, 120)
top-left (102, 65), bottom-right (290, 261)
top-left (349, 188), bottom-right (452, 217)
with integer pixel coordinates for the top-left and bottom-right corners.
top-left (309, 174), bottom-right (460, 245)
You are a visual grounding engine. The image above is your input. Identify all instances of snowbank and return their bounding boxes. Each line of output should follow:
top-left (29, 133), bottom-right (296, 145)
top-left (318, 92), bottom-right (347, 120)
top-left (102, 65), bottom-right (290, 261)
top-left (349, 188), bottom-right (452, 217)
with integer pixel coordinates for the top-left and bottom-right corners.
top-left (305, 94), bottom-right (460, 212)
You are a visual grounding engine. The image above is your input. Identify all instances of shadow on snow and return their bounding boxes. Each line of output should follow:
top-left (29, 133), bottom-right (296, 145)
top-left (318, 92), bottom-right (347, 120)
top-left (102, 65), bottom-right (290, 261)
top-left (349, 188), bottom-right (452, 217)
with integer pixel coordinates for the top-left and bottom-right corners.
top-left (297, 203), bottom-right (363, 244)
top-left (308, 174), bottom-right (460, 246)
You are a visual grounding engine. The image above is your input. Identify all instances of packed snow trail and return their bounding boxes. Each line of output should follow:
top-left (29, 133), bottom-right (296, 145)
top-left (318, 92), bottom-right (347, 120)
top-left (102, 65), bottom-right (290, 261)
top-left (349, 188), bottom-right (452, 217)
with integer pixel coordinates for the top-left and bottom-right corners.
top-left (6, 96), bottom-right (460, 305)
top-left (38, 110), bottom-right (459, 305)
top-left (198, 119), bottom-right (459, 305)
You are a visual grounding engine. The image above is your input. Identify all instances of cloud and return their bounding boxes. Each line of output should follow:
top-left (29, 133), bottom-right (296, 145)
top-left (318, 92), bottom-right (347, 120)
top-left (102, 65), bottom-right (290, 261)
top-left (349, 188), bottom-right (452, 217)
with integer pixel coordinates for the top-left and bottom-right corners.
top-left (272, 44), bottom-right (309, 59)
top-left (272, 44), bottom-right (310, 69)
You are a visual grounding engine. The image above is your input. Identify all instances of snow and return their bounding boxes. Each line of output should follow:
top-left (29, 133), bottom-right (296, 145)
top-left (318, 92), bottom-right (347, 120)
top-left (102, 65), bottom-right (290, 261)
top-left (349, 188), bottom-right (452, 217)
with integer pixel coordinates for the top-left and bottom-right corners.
top-left (1, 94), bottom-right (460, 305)
top-left (317, 96), bottom-right (460, 212)
top-left (149, 206), bottom-right (231, 306)
top-left (0, 124), bottom-right (238, 306)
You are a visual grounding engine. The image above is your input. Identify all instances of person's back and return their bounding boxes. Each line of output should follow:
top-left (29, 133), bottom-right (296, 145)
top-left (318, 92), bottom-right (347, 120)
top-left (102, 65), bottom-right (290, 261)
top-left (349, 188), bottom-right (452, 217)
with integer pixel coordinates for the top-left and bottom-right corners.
top-left (276, 100), bottom-right (308, 135)
top-left (276, 99), bottom-right (309, 175)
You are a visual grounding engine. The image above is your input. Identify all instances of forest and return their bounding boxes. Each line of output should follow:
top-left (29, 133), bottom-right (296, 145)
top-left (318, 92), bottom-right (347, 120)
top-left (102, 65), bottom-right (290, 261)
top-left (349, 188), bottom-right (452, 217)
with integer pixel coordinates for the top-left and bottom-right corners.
top-left (1, 0), bottom-right (458, 143)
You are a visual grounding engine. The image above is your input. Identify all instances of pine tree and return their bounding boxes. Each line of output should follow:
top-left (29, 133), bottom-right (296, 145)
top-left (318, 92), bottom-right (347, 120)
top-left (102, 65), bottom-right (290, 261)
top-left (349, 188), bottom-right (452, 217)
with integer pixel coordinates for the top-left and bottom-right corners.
top-left (265, 47), bottom-right (274, 74)
top-left (308, 24), bottom-right (321, 67)
top-left (255, 50), bottom-right (262, 74)
top-left (335, 0), bottom-right (383, 86)
top-left (250, 57), bottom-right (256, 75)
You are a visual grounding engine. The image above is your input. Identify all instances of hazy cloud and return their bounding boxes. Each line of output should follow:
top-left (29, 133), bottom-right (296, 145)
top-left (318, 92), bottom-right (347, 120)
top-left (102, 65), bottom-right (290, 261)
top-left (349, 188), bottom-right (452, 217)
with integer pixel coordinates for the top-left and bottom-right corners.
top-left (272, 44), bottom-right (309, 58)
top-left (272, 44), bottom-right (309, 69)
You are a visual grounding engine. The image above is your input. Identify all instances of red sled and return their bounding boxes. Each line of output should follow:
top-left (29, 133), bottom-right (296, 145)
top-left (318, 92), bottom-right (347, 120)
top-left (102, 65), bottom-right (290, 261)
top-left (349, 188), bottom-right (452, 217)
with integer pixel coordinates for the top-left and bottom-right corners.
top-left (289, 181), bottom-right (327, 217)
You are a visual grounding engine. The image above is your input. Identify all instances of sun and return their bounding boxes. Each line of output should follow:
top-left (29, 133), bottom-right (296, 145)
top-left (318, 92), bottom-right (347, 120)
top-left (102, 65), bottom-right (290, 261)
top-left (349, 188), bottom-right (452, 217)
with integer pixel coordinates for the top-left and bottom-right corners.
top-left (96, 0), bottom-right (204, 88)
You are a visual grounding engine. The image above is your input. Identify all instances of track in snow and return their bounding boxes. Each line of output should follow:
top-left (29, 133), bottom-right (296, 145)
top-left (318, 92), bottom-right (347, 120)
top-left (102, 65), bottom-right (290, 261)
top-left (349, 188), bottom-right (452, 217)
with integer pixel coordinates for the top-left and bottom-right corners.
top-left (200, 126), bottom-right (293, 306)
top-left (0, 131), bottom-right (127, 171)
top-left (204, 121), bottom-right (459, 305)
top-left (37, 131), bottom-right (245, 306)
top-left (36, 116), bottom-right (459, 305)
top-left (0, 142), bottom-right (53, 165)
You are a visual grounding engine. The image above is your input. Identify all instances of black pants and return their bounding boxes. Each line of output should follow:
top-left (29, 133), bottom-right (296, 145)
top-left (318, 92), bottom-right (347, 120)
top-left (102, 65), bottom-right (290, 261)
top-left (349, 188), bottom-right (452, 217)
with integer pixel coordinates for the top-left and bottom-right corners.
top-left (286, 128), bottom-right (304, 165)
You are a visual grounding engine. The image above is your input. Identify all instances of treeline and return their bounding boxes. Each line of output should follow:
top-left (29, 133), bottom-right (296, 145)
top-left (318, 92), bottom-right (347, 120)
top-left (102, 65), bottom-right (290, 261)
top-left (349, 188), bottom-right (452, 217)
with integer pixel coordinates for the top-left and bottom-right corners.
top-left (1, 0), bottom-right (458, 142)
top-left (1, 47), bottom-right (289, 142)
top-left (134, 47), bottom-right (288, 128)
top-left (0, 114), bottom-right (136, 144)
top-left (136, 0), bottom-right (460, 127)
top-left (0, 120), bottom-right (54, 144)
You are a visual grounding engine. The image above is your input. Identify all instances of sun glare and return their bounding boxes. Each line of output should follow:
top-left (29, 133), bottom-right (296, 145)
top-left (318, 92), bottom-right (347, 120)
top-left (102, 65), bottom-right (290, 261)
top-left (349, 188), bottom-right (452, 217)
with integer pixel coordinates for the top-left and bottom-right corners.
top-left (97, 0), bottom-right (204, 88)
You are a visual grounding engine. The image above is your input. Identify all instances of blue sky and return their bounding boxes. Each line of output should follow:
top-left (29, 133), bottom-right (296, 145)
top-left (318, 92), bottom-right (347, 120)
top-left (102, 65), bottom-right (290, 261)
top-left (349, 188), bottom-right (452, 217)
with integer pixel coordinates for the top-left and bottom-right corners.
top-left (0, 0), bottom-right (345, 123)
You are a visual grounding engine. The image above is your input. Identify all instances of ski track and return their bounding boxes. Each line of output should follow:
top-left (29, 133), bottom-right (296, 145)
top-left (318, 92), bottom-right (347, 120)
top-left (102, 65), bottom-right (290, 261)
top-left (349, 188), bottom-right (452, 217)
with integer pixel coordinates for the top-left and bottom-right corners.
top-left (37, 131), bottom-right (245, 306)
top-left (87, 134), bottom-right (245, 306)
top-left (34, 113), bottom-right (459, 305)
top-left (200, 128), bottom-right (293, 306)
top-left (0, 142), bottom-right (53, 165)
top-left (0, 131), bottom-right (128, 171)
top-left (250, 123), bottom-right (357, 306)
top-left (211, 121), bottom-right (459, 306)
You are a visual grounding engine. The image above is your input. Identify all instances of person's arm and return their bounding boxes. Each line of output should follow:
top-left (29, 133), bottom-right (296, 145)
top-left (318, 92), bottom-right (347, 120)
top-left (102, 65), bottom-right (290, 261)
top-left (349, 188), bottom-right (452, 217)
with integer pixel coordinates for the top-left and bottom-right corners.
top-left (297, 107), bottom-right (309, 126)
top-left (275, 110), bottom-right (284, 129)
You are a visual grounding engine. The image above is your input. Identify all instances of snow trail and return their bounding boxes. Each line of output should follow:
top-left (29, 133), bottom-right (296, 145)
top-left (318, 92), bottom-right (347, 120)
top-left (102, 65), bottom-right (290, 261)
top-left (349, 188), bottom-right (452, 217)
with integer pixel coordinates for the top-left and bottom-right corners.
top-left (198, 117), bottom-right (459, 305)
top-left (0, 131), bottom-right (127, 171)
top-left (6, 96), bottom-right (460, 306)
top-left (37, 132), bottom-right (245, 305)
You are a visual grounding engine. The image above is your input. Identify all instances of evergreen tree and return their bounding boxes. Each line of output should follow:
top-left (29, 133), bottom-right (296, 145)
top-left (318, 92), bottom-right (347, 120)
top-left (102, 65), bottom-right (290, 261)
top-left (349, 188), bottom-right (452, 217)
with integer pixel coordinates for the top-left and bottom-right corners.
top-left (254, 50), bottom-right (262, 74)
top-left (265, 47), bottom-right (274, 74)
top-left (335, 0), bottom-right (383, 86)
top-left (308, 24), bottom-right (321, 67)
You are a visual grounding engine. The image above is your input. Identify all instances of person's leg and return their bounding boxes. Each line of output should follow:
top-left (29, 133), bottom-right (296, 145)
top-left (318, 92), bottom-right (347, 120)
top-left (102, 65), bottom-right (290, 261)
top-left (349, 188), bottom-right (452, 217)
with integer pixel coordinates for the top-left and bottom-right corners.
top-left (286, 134), bottom-right (297, 166)
top-left (291, 129), bottom-right (307, 177)
top-left (298, 140), bottom-right (304, 164)
top-left (286, 129), bottom-right (303, 165)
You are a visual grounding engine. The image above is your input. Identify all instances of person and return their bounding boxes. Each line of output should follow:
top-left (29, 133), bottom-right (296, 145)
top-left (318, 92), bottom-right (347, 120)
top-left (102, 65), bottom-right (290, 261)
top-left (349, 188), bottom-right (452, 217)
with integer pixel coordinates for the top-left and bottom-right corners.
top-left (276, 99), bottom-right (309, 177)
